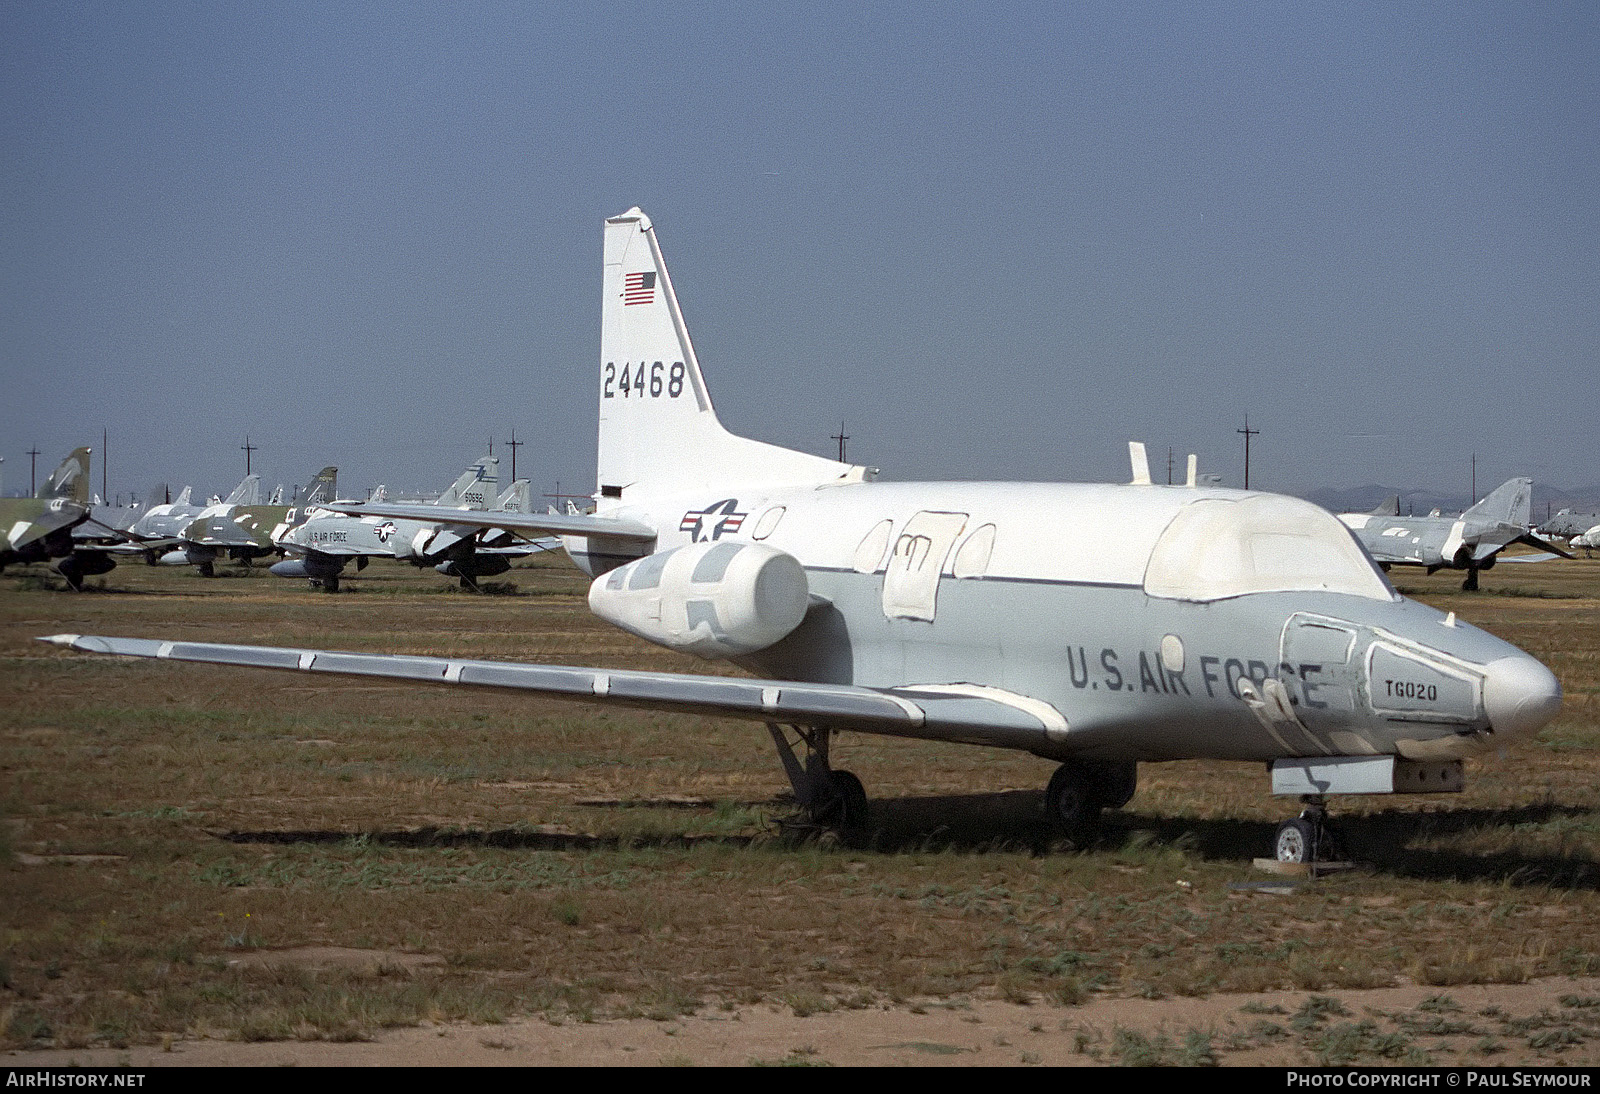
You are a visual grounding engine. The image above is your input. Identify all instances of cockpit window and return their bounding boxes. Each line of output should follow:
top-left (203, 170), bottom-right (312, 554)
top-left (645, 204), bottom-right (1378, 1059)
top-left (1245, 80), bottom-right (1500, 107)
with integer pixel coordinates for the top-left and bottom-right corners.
top-left (1143, 495), bottom-right (1396, 602)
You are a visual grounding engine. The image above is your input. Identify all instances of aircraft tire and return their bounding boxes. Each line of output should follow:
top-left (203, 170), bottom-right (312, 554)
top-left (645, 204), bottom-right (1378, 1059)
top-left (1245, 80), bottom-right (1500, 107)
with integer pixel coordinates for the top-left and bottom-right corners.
top-left (1045, 762), bottom-right (1103, 842)
top-left (1274, 818), bottom-right (1317, 864)
top-left (1091, 761), bottom-right (1137, 810)
top-left (829, 769), bottom-right (868, 838)
top-left (324, 575), bottom-right (340, 593)
top-left (198, 561), bottom-right (215, 579)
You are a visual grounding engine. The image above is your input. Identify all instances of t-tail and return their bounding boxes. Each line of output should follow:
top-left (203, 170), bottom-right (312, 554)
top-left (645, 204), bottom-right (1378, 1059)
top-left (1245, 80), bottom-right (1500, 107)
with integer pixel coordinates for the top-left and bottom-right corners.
top-left (1464, 478), bottom-right (1533, 528)
top-left (38, 448), bottom-right (92, 504)
top-left (598, 208), bottom-right (869, 503)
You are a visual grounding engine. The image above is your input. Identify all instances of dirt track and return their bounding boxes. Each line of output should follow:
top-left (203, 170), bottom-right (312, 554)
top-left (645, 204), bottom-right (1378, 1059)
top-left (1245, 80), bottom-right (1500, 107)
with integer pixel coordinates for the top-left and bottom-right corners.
top-left (9, 978), bottom-right (1600, 1067)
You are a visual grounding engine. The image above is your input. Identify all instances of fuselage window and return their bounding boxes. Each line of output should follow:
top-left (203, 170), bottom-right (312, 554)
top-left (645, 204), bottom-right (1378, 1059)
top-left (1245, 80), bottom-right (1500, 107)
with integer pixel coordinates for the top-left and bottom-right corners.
top-left (952, 523), bottom-right (996, 578)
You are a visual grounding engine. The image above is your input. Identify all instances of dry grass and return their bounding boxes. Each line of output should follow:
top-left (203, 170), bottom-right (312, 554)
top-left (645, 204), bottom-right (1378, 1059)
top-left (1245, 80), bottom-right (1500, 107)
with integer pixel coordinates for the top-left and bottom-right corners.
top-left (3, 554), bottom-right (1600, 1064)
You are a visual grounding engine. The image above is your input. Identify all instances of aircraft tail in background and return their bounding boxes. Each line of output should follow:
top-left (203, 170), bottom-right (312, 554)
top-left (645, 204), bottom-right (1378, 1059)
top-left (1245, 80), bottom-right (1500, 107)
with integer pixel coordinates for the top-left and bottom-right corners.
top-left (38, 448), bottom-right (92, 505)
top-left (436, 456), bottom-right (497, 509)
top-left (1464, 478), bottom-right (1533, 528)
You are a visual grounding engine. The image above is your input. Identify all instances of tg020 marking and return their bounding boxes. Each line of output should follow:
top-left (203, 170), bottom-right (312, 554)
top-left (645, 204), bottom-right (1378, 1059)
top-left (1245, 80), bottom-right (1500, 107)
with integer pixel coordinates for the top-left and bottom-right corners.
top-left (603, 360), bottom-right (685, 400)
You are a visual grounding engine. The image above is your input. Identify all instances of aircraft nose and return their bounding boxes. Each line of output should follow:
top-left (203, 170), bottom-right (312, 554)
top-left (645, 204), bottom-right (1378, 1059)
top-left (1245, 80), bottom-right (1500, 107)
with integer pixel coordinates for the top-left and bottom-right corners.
top-left (1481, 656), bottom-right (1562, 739)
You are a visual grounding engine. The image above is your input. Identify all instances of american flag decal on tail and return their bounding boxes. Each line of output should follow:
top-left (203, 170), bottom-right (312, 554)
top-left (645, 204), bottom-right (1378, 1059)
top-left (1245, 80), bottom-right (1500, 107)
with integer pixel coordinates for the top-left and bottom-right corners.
top-left (624, 271), bottom-right (656, 306)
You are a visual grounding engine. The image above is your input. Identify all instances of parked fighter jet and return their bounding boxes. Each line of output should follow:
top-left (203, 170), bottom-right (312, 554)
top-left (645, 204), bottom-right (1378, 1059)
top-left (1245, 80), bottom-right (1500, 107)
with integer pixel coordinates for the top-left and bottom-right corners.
top-left (1540, 508), bottom-right (1600, 543)
top-left (1338, 479), bottom-right (1572, 590)
top-left (122, 476), bottom-right (263, 560)
top-left (270, 456), bottom-right (506, 591)
top-left (173, 467), bottom-right (337, 576)
top-left (46, 208), bottom-right (1563, 863)
top-left (2, 447), bottom-right (118, 588)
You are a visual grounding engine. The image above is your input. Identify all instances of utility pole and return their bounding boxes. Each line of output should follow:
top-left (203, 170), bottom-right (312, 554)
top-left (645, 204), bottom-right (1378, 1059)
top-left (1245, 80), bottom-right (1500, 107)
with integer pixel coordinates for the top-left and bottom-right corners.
top-left (831, 421), bottom-right (849, 463)
top-left (1471, 453), bottom-right (1476, 507)
top-left (506, 429), bottom-right (524, 483)
top-left (241, 435), bottom-right (257, 476)
top-left (1167, 446), bottom-right (1174, 486)
top-left (27, 446), bottom-right (40, 495)
top-left (102, 427), bottom-right (108, 503)
top-left (1236, 414), bottom-right (1259, 490)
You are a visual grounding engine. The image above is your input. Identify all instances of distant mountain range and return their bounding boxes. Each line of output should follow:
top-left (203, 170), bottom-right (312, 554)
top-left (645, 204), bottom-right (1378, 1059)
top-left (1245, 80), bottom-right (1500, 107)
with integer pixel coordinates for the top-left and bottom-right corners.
top-left (1299, 483), bottom-right (1600, 521)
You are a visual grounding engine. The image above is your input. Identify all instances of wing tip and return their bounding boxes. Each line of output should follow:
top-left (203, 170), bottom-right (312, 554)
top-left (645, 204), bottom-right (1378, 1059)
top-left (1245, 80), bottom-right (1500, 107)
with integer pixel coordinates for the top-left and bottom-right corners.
top-left (38, 633), bottom-right (83, 648)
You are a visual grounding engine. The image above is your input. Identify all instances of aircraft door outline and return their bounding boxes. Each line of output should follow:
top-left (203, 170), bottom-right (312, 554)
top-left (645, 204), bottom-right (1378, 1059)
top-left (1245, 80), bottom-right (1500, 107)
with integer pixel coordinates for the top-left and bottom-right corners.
top-left (881, 510), bottom-right (968, 622)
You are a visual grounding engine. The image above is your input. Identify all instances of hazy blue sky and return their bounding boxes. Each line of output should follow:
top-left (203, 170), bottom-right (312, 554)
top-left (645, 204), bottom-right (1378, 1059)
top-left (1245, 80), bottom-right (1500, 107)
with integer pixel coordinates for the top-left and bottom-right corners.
top-left (3, 3), bottom-right (1595, 504)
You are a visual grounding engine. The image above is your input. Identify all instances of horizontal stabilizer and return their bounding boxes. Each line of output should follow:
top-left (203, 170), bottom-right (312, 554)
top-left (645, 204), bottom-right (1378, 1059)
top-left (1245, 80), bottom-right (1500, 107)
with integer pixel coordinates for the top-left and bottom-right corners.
top-left (1510, 533), bottom-right (1575, 560)
top-left (318, 500), bottom-right (658, 542)
top-left (39, 634), bottom-right (1070, 754)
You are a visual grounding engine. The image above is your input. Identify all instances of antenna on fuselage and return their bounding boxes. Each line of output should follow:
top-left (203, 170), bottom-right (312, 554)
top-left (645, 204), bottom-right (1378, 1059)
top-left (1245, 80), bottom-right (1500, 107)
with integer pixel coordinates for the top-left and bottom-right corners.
top-left (1128, 442), bottom-right (1152, 486)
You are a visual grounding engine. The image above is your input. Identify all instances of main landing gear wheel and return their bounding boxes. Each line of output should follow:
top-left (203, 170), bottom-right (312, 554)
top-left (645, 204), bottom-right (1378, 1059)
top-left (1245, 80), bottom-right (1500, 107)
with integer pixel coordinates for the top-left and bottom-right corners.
top-left (1462, 567), bottom-right (1480, 592)
top-left (815, 768), bottom-right (868, 837)
top-left (197, 561), bottom-right (215, 578)
top-left (766, 723), bottom-right (871, 843)
top-left (1045, 762), bottom-right (1104, 843)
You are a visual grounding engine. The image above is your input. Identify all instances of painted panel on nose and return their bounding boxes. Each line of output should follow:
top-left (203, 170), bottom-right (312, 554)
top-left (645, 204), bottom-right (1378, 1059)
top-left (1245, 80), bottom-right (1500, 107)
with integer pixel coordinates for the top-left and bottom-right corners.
top-left (1366, 644), bottom-right (1482, 725)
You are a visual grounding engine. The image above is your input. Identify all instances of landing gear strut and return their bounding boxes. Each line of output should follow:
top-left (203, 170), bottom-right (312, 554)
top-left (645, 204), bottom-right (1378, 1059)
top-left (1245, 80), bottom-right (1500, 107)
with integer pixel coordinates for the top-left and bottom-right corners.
top-left (766, 723), bottom-right (869, 839)
top-left (1274, 796), bottom-right (1342, 864)
top-left (1462, 566), bottom-right (1480, 592)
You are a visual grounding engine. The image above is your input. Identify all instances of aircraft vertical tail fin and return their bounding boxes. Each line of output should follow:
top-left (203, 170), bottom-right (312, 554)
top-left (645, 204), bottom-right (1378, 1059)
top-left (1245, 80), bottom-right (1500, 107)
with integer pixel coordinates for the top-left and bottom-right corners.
top-left (436, 455), bottom-right (497, 509)
top-left (1465, 477), bottom-right (1533, 527)
top-left (38, 447), bottom-right (92, 504)
top-left (223, 475), bottom-right (262, 506)
top-left (494, 480), bottom-right (533, 514)
top-left (174, 486), bottom-right (193, 507)
top-left (1371, 495), bottom-right (1401, 517)
top-left (597, 208), bottom-right (865, 501)
top-left (298, 467), bottom-right (338, 507)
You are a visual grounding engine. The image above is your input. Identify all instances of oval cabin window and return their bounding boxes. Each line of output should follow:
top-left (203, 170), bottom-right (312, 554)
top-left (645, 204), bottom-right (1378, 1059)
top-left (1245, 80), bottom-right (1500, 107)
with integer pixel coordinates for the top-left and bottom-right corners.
top-left (751, 506), bottom-right (785, 540)
top-left (852, 519), bottom-right (894, 574)
top-left (951, 523), bottom-right (996, 578)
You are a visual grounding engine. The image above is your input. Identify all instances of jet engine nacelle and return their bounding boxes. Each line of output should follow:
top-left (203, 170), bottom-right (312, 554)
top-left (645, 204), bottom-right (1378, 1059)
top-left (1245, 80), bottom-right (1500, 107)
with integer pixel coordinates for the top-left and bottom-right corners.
top-left (588, 541), bottom-right (809, 659)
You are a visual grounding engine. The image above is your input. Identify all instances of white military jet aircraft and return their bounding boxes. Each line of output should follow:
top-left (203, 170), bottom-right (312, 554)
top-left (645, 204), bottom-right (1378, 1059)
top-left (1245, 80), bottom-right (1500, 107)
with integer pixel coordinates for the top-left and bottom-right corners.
top-left (45, 208), bottom-right (1564, 862)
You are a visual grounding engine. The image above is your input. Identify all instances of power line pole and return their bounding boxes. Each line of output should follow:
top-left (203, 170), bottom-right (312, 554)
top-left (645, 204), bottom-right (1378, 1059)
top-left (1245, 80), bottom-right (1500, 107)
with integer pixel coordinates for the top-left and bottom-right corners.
top-left (1471, 452), bottom-right (1476, 507)
top-left (1167, 446), bottom-right (1174, 486)
top-left (506, 429), bottom-right (524, 483)
top-left (102, 427), bottom-right (108, 503)
top-left (27, 446), bottom-right (40, 495)
top-left (831, 421), bottom-right (849, 463)
top-left (241, 435), bottom-right (257, 476)
top-left (1236, 414), bottom-right (1259, 490)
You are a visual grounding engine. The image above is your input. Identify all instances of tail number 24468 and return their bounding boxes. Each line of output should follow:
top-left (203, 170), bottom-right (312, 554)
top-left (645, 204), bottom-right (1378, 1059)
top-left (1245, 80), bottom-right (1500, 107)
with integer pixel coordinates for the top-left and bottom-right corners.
top-left (604, 361), bottom-right (685, 399)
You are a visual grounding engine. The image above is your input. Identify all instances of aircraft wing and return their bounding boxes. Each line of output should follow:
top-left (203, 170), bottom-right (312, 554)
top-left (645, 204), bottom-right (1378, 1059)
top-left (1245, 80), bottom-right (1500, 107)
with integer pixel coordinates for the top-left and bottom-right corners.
top-left (39, 635), bottom-right (1065, 752)
top-left (315, 502), bottom-right (657, 542)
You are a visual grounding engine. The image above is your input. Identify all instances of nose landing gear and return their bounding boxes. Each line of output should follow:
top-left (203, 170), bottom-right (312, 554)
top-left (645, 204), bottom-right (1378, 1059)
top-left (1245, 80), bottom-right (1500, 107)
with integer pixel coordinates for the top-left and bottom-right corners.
top-left (1273, 796), bottom-right (1344, 865)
